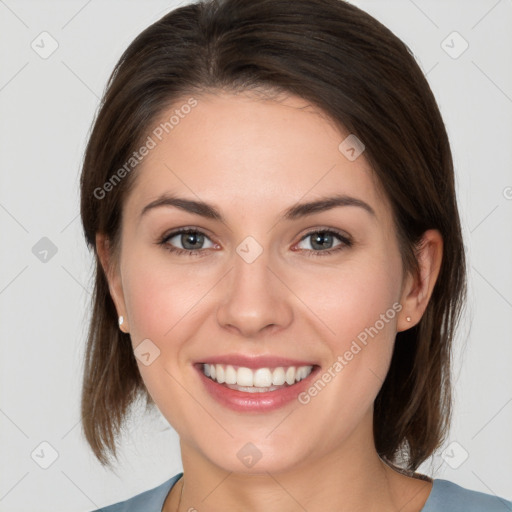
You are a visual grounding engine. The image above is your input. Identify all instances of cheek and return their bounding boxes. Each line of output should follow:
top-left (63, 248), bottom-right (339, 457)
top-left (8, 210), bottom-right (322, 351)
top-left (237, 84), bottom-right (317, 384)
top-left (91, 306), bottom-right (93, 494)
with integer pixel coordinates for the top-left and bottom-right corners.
top-left (122, 251), bottom-right (211, 341)
top-left (120, 251), bottom-right (220, 405)
top-left (293, 251), bottom-right (402, 347)
top-left (292, 252), bottom-right (401, 407)
top-left (120, 254), bottom-right (208, 428)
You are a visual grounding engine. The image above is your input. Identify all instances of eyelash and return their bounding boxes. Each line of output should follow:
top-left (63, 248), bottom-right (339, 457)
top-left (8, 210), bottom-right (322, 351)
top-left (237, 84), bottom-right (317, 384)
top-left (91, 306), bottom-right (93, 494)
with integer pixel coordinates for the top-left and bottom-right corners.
top-left (156, 227), bottom-right (353, 258)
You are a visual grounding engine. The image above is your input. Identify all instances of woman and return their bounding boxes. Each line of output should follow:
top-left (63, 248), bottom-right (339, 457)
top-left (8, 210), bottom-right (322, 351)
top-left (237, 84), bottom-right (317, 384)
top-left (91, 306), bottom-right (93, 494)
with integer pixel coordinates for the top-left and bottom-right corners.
top-left (80, 0), bottom-right (511, 510)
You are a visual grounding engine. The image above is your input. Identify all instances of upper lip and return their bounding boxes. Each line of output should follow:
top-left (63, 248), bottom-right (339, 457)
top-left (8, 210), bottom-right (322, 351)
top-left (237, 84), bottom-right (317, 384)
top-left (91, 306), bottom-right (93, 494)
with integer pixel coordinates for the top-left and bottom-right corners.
top-left (196, 354), bottom-right (318, 369)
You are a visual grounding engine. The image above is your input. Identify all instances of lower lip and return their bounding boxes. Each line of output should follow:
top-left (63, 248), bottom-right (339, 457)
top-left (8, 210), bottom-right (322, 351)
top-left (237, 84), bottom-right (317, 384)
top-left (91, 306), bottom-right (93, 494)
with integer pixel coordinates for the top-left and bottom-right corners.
top-left (195, 364), bottom-right (320, 412)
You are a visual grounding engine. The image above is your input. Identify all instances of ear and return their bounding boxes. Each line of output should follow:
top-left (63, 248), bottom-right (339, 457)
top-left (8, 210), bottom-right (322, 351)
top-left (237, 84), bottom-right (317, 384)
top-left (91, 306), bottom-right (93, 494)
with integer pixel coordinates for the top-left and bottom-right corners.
top-left (96, 232), bottom-right (130, 333)
top-left (397, 229), bottom-right (443, 332)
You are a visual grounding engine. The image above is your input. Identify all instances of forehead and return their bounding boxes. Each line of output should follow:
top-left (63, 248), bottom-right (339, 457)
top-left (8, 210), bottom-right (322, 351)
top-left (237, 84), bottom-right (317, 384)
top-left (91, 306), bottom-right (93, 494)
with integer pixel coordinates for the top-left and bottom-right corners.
top-left (124, 91), bottom-right (390, 224)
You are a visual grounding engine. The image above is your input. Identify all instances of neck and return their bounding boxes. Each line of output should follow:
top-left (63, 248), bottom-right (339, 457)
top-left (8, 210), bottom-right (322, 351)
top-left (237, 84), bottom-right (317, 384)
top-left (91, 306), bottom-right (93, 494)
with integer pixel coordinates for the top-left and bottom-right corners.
top-left (164, 412), bottom-right (432, 512)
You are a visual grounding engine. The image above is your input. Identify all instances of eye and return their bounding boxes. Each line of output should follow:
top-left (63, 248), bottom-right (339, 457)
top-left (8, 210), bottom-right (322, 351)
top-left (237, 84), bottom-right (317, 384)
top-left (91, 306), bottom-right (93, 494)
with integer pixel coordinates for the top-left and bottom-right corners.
top-left (157, 228), bottom-right (216, 256)
top-left (156, 227), bottom-right (352, 258)
top-left (295, 229), bottom-right (352, 257)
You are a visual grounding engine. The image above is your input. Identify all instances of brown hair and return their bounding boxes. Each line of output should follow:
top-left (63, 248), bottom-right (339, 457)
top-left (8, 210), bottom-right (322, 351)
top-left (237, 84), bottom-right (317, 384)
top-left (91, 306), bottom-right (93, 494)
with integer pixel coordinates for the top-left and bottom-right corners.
top-left (80, 0), bottom-right (467, 472)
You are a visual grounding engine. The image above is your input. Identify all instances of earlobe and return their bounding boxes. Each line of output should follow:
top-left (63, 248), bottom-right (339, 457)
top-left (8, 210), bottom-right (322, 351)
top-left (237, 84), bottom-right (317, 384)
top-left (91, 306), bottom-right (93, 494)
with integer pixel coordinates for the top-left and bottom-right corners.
top-left (118, 315), bottom-right (129, 334)
top-left (95, 232), bottom-right (129, 331)
top-left (397, 229), bottom-right (443, 332)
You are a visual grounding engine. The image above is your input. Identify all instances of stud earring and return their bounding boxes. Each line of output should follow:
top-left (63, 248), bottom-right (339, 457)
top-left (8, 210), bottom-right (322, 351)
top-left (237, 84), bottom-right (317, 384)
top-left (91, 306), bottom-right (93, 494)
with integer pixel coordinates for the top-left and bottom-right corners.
top-left (406, 316), bottom-right (411, 322)
top-left (119, 316), bottom-right (128, 333)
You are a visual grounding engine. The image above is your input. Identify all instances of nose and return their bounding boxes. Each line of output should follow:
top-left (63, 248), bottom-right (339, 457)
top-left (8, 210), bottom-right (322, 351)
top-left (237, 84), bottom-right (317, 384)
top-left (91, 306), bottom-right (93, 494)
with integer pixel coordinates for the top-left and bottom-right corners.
top-left (216, 245), bottom-right (294, 338)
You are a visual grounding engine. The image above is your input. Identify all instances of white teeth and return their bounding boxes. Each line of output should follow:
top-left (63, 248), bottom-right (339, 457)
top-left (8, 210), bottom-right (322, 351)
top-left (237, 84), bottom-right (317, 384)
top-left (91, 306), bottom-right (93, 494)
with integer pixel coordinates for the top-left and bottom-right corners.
top-left (225, 365), bottom-right (237, 384)
top-left (225, 384), bottom-right (282, 393)
top-left (216, 365), bottom-right (225, 384)
top-left (272, 367), bottom-right (286, 386)
top-left (285, 367), bottom-right (295, 385)
top-left (202, 363), bottom-right (314, 389)
top-left (237, 367), bottom-right (253, 387)
top-left (253, 368), bottom-right (272, 387)
top-left (296, 366), bottom-right (308, 381)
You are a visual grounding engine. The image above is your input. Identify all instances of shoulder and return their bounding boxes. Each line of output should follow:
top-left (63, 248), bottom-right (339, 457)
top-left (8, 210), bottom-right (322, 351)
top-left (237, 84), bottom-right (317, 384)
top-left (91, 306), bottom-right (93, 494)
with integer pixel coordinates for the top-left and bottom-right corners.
top-left (88, 472), bottom-right (183, 512)
top-left (423, 479), bottom-right (512, 512)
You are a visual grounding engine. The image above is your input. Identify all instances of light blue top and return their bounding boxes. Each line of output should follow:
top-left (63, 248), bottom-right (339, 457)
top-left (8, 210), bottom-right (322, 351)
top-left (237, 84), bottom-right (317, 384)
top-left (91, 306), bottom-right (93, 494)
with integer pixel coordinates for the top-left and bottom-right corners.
top-left (91, 472), bottom-right (512, 511)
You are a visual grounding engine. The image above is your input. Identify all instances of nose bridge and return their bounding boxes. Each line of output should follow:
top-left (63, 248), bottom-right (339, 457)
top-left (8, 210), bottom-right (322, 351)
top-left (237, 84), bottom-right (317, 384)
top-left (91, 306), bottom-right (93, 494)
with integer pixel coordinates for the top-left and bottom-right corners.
top-left (215, 235), bottom-right (293, 336)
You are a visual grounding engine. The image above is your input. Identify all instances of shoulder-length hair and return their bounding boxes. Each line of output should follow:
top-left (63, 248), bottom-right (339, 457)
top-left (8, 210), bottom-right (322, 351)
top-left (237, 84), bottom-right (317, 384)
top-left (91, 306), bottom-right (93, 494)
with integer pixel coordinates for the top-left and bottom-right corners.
top-left (80, 0), bottom-right (467, 472)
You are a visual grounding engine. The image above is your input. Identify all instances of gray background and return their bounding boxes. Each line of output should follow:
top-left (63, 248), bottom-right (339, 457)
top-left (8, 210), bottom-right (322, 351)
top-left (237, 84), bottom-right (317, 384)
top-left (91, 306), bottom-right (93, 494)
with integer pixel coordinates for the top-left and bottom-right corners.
top-left (0, 0), bottom-right (511, 510)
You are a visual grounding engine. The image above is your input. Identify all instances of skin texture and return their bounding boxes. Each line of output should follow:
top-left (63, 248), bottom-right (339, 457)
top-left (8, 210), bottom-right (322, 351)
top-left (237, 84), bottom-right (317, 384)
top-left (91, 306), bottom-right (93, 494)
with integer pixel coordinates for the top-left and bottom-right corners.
top-left (97, 91), bottom-right (442, 512)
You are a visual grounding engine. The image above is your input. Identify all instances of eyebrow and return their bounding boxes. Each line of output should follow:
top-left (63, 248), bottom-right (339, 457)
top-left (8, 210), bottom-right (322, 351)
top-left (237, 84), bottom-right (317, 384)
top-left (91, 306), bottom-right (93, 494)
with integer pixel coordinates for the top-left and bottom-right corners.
top-left (139, 193), bottom-right (376, 222)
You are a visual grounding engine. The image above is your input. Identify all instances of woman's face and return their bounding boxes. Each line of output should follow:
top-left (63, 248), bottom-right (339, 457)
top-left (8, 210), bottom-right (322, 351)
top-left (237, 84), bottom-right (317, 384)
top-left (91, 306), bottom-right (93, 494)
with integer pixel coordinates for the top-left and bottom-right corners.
top-left (104, 91), bottom-right (416, 473)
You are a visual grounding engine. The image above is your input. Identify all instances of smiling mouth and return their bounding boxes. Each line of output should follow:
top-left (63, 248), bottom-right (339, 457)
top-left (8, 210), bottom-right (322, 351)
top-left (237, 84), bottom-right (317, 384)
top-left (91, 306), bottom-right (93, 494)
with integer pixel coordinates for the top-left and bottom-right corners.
top-left (198, 362), bottom-right (317, 393)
